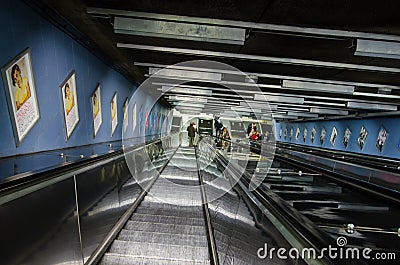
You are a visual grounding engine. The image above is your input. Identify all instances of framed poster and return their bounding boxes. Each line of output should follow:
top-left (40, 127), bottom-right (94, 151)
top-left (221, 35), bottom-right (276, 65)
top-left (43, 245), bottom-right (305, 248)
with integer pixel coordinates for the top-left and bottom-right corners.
top-left (139, 105), bottom-right (143, 136)
top-left (1, 48), bottom-right (40, 146)
top-left (295, 127), bottom-right (300, 141)
top-left (91, 84), bottom-right (102, 137)
top-left (132, 102), bottom-right (137, 133)
top-left (357, 125), bottom-right (368, 150)
top-left (284, 128), bottom-right (288, 140)
top-left (376, 126), bottom-right (389, 152)
top-left (320, 128), bottom-right (326, 144)
top-left (145, 107), bottom-right (149, 129)
top-left (60, 71), bottom-right (79, 140)
top-left (303, 128), bottom-right (308, 142)
top-left (110, 93), bottom-right (118, 136)
top-left (330, 126), bottom-right (338, 147)
top-left (123, 98), bottom-right (128, 133)
top-left (289, 128), bottom-right (293, 140)
top-left (311, 128), bottom-right (316, 143)
top-left (279, 128), bottom-right (282, 139)
top-left (343, 128), bottom-right (351, 149)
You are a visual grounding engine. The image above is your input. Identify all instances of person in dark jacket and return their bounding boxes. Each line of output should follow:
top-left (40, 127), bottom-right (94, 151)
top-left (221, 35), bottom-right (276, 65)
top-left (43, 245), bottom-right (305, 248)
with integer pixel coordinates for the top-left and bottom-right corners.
top-left (187, 121), bottom-right (197, 147)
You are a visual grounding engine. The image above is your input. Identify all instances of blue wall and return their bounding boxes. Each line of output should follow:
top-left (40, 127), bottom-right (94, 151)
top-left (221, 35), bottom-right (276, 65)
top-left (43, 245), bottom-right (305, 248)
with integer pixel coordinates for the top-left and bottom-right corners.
top-left (275, 116), bottom-right (400, 159)
top-left (0, 0), bottom-right (138, 157)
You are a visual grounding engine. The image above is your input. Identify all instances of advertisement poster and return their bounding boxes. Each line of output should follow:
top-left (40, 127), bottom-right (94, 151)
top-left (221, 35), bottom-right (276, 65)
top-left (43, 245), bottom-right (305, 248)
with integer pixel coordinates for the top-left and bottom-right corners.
top-left (284, 128), bottom-right (287, 140)
top-left (1, 48), bottom-right (40, 146)
top-left (303, 128), bottom-right (308, 142)
top-left (311, 128), bottom-right (316, 143)
top-left (295, 127), bottom-right (300, 141)
top-left (111, 93), bottom-right (118, 136)
top-left (289, 128), bottom-right (293, 141)
top-left (343, 128), bottom-right (351, 149)
top-left (357, 125), bottom-right (368, 150)
top-left (330, 126), bottom-right (338, 147)
top-left (91, 84), bottom-right (102, 137)
top-left (60, 71), bottom-right (79, 140)
top-left (123, 98), bottom-right (128, 133)
top-left (320, 128), bottom-right (326, 144)
top-left (376, 126), bottom-right (389, 152)
top-left (279, 128), bottom-right (282, 139)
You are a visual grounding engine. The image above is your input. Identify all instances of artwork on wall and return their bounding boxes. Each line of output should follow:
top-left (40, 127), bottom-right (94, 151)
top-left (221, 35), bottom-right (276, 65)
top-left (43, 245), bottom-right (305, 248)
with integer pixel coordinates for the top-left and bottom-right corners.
top-left (330, 126), bottom-right (338, 147)
top-left (295, 127), bottom-right (300, 141)
top-left (320, 128), bottom-right (326, 144)
top-left (110, 93), bottom-right (118, 136)
top-left (60, 71), bottom-right (79, 140)
top-left (279, 128), bottom-right (282, 139)
top-left (284, 127), bottom-right (288, 140)
top-left (343, 128), bottom-right (351, 149)
top-left (303, 128), bottom-right (308, 142)
top-left (139, 105), bottom-right (143, 135)
top-left (311, 128), bottom-right (316, 143)
top-left (132, 102), bottom-right (137, 133)
top-left (91, 84), bottom-right (102, 137)
top-left (376, 126), bottom-right (389, 152)
top-left (289, 128), bottom-right (294, 141)
top-left (1, 48), bottom-right (40, 146)
top-left (123, 98), bottom-right (128, 133)
top-left (145, 107), bottom-right (149, 129)
top-left (357, 125), bottom-right (368, 150)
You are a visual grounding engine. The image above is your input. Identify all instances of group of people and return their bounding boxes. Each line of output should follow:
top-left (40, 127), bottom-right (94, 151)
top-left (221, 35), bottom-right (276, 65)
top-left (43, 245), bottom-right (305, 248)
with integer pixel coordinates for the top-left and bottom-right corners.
top-left (214, 116), bottom-right (231, 151)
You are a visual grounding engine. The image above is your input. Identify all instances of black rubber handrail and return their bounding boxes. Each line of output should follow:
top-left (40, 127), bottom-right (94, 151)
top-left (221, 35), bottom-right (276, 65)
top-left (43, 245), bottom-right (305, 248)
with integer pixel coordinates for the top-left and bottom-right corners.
top-left (0, 137), bottom-right (167, 200)
top-left (85, 143), bottom-right (181, 265)
top-left (194, 147), bottom-right (219, 265)
top-left (203, 139), bottom-right (362, 265)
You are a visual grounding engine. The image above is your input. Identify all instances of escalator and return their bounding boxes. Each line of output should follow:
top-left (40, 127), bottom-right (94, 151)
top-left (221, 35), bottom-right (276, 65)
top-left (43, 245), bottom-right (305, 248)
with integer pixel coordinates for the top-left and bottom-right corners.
top-left (100, 147), bottom-right (210, 264)
top-left (98, 146), bottom-right (296, 264)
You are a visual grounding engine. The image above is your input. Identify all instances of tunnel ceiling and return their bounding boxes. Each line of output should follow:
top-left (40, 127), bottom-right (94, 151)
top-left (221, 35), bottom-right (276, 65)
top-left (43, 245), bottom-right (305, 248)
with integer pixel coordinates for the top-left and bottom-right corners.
top-left (34, 0), bottom-right (400, 121)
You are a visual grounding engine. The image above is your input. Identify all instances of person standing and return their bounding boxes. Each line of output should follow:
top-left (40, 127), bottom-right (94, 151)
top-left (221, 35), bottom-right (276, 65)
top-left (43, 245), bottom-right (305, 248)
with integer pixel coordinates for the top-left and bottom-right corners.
top-left (187, 121), bottom-right (197, 147)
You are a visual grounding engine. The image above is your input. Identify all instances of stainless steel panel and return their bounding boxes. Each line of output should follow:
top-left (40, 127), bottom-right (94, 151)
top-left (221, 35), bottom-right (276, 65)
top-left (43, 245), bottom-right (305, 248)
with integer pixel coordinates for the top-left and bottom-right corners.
top-left (0, 178), bottom-right (82, 265)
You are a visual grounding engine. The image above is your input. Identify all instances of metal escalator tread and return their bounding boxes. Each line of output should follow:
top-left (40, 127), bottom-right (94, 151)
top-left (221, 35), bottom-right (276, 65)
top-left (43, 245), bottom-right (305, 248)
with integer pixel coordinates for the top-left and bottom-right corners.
top-left (100, 147), bottom-right (210, 264)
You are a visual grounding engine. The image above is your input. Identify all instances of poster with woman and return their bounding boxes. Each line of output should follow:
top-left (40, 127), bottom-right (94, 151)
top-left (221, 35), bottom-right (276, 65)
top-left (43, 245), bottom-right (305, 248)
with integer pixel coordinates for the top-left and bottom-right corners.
top-left (343, 128), bottom-right (351, 149)
top-left (320, 128), bottom-right (326, 144)
top-left (311, 128), bottom-right (316, 143)
top-left (284, 128), bottom-right (287, 140)
top-left (138, 105), bottom-right (143, 136)
top-left (376, 126), bottom-right (389, 152)
top-left (91, 84), bottom-right (102, 137)
top-left (1, 48), bottom-right (40, 146)
top-left (110, 93), bottom-right (118, 136)
top-left (60, 71), bottom-right (79, 140)
top-left (289, 128), bottom-right (294, 141)
top-left (330, 126), bottom-right (338, 147)
top-left (357, 125), bottom-right (368, 150)
top-left (303, 128), bottom-right (308, 142)
top-left (123, 98), bottom-right (128, 133)
top-left (295, 127), bottom-right (300, 141)
top-left (279, 128), bottom-right (282, 139)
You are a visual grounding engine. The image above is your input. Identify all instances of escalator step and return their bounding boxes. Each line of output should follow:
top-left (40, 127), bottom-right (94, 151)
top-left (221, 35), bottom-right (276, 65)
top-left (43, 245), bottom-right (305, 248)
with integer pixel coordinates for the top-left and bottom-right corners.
top-left (130, 213), bottom-right (205, 226)
top-left (117, 229), bottom-right (207, 247)
top-left (108, 240), bottom-right (209, 261)
top-left (125, 220), bottom-right (206, 235)
top-left (100, 253), bottom-right (210, 265)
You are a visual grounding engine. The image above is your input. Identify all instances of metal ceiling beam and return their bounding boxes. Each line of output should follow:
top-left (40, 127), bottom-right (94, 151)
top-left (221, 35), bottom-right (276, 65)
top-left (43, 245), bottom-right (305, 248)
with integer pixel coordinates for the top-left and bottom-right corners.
top-left (88, 7), bottom-right (400, 42)
top-left (139, 62), bottom-right (400, 90)
top-left (118, 43), bottom-right (400, 73)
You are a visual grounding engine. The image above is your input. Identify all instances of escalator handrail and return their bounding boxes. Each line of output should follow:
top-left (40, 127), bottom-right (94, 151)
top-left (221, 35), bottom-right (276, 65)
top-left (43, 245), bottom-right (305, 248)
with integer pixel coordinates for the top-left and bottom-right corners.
top-left (85, 143), bottom-right (182, 265)
top-left (0, 135), bottom-right (175, 205)
top-left (199, 137), bottom-right (340, 265)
